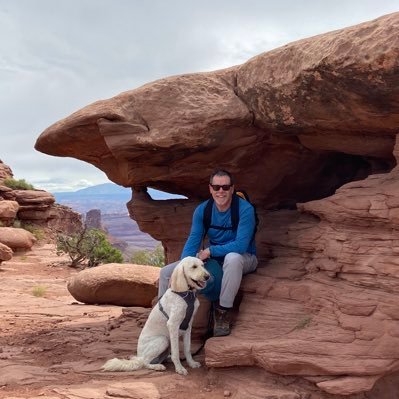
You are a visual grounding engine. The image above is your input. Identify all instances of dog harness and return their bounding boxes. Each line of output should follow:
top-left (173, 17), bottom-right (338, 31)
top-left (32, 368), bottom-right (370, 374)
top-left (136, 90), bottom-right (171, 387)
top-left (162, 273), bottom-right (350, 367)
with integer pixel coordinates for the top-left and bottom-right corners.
top-left (158, 291), bottom-right (196, 331)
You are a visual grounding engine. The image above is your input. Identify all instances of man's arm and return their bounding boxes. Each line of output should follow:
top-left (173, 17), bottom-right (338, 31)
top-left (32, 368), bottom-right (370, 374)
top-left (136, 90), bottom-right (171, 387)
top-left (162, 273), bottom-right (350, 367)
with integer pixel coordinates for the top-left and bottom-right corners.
top-left (180, 204), bottom-right (205, 259)
top-left (209, 204), bottom-right (255, 258)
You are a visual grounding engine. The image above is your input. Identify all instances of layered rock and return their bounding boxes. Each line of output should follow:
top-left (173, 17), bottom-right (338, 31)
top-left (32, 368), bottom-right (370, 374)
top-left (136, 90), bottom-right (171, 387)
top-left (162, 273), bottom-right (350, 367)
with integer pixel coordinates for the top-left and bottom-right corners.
top-left (0, 160), bottom-right (12, 180)
top-left (0, 200), bottom-right (19, 225)
top-left (0, 160), bottom-right (82, 232)
top-left (205, 143), bottom-right (399, 395)
top-left (46, 204), bottom-right (83, 235)
top-left (34, 13), bottom-right (399, 396)
top-left (0, 160), bottom-right (83, 263)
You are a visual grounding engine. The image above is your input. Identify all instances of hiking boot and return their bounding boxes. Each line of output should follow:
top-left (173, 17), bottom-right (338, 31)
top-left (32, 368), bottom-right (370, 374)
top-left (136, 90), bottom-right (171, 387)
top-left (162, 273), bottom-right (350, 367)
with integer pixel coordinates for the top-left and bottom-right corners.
top-left (213, 307), bottom-right (232, 337)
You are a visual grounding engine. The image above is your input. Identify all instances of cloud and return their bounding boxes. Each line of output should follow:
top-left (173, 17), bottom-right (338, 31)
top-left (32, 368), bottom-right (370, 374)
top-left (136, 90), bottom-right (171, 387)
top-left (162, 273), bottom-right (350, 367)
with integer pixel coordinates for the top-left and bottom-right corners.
top-left (0, 0), bottom-right (398, 192)
top-left (32, 177), bottom-right (99, 193)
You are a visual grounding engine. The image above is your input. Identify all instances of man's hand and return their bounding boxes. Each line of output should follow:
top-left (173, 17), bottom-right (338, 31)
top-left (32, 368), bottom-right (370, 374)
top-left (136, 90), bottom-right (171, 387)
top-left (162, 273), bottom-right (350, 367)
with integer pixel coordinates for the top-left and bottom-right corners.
top-left (198, 248), bottom-right (211, 261)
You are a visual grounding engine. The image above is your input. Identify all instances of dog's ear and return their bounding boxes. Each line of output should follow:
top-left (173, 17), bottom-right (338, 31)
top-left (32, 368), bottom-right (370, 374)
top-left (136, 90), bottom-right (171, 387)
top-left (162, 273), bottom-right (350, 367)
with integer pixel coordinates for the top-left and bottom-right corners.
top-left (170, 260), bottom-right (190, 292)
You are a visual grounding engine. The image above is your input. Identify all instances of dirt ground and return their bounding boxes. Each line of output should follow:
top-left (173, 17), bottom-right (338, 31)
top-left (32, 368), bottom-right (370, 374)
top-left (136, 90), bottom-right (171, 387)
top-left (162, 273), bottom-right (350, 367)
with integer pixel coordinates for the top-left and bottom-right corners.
top-left (0, 243), bottom-right (237, 399)
top-left (5, 244), bottom-right (382, 399)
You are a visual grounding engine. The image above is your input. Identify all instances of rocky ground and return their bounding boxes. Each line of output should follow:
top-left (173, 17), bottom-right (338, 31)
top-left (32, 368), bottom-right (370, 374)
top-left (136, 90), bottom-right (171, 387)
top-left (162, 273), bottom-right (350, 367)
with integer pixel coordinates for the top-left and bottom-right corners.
top-left (4, 244), bottom-right (398, 399)
top-left (0, 244), bottom-right (231, 399)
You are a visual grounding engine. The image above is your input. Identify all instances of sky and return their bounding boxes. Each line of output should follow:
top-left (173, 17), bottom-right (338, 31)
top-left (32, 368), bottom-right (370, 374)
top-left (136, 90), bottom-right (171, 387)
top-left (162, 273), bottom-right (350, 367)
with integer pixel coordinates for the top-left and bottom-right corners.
top-left (0, 0), bottom-right (397, 193)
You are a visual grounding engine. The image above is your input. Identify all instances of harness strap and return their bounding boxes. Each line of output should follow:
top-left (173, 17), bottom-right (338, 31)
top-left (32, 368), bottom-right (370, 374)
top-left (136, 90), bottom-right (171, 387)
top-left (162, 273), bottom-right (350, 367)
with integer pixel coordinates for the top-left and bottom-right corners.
top-left (158, 291), bottom-right (196, 331)
top-left (158, 299), bottom-right (169, 320)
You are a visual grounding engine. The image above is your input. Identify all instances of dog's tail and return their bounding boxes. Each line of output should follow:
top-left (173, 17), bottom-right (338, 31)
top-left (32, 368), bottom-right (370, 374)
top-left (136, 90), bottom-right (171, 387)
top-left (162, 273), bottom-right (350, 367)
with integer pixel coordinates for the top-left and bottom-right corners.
top-left (102, 356), bottom-right (144, 372)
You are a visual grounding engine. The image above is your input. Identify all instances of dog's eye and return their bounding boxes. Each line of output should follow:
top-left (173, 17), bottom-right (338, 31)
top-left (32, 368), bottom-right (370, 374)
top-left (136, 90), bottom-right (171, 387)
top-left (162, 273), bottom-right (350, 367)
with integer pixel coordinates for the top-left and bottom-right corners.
top-left (192, 265), bottom-right (197, 269)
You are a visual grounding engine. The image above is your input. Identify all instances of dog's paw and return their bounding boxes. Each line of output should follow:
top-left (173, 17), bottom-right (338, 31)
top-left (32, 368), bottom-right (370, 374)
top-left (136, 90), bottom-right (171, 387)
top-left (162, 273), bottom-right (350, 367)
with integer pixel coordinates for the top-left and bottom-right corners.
top-left (175, 366), bottom-right (188, 375)
top-left (188, 360), bottom-right (201, 369)
top-left (148, 364), bottom-right (166, 371)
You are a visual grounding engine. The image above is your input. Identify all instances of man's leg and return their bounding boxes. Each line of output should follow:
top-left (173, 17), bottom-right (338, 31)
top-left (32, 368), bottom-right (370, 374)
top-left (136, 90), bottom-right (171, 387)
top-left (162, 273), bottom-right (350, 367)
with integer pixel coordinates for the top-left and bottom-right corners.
top-left (220, 252), bottom-right (257, 308)
top-left (158, 261), bottom-right (180, 298)
top-left (214, 253), bottom-right (257, 336)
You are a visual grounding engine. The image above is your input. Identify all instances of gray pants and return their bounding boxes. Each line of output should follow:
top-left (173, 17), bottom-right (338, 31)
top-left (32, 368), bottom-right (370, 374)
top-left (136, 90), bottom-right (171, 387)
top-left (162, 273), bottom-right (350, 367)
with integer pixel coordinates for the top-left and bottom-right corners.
top-left (158, 253), bottom-right (258, 308)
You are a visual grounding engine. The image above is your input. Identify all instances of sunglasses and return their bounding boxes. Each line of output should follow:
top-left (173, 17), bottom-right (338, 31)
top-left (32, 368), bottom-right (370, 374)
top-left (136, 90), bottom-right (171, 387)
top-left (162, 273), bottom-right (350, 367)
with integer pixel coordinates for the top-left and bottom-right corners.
top-left (210, 184), bottom-right (232, 191)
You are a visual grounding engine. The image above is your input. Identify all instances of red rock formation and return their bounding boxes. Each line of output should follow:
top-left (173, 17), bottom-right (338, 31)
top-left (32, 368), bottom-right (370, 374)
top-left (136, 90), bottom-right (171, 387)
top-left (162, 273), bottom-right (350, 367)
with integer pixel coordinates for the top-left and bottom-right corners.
top-left (0, 200), bottom-right (19, 225)
top-left (0, 160), bottom-right (13, 181)
top-left (85, 208), bottom-right (103, 230)
top-left (34, 13), bottom-right (399, 396)
top-left (0, 160), bottom-right (83, 262)
top-left (205, 137), bottom-right (399, 395)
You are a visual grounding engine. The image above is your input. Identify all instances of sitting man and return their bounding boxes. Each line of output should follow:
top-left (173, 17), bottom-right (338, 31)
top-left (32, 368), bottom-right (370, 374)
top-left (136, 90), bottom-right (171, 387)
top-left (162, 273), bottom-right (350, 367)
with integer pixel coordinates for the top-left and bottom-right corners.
top-left (158, 169), bottom-right (258, 336)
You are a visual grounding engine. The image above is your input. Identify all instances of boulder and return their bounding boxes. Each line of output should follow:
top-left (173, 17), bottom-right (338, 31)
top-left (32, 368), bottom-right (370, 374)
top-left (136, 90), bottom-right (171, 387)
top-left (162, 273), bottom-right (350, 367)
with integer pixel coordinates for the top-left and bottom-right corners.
top-left (0, 200), bottom-right (19, 223)
top-left (67, 263), bottom-right (159, 306)
top-left (0, 227), bottom-right (36, 250)
top-left (0, 242), bottom-right (13, 262)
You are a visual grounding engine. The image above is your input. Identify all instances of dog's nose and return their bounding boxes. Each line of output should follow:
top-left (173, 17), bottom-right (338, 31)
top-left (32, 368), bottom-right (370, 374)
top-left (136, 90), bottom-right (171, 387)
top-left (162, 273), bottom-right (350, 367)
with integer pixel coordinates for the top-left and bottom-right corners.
top-left (204, 274), bottom-right (210, 281)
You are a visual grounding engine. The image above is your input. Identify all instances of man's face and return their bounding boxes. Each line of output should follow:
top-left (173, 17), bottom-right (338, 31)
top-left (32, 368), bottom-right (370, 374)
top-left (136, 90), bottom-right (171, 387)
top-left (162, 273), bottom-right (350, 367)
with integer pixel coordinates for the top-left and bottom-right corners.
top-left (209, 175), bottom-right (234, 211)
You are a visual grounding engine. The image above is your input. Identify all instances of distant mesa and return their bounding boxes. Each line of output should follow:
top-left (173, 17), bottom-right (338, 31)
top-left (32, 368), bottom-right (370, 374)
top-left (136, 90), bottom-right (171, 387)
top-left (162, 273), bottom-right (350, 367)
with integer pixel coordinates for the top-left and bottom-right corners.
top-left (52, 183), bottom-right (185, 214)
top-left (53, 183), bottom-right (167, 251)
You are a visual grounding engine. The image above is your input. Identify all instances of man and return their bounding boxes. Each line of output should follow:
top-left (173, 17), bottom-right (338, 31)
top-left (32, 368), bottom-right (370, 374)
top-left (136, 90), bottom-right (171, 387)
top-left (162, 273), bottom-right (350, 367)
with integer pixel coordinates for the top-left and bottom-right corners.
top-left (158, 169), bottom-right (257, 336)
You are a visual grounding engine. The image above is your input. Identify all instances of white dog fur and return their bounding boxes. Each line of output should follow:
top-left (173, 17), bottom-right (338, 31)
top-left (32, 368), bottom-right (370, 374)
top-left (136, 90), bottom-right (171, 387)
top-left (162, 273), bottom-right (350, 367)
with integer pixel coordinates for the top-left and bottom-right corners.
top-left (102, 256), bottom-right (210, 375)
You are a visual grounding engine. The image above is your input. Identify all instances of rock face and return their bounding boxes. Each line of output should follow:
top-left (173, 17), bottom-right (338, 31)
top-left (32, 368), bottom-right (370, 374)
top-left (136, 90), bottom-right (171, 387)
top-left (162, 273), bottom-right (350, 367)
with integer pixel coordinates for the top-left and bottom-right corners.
top-left (0, 161), bottom-right (82, 233)
top-left (0, 160), bottom-right (83, 263)
top-left (35, 13), bottom-right (399, 396)
top-left (67, 263), bottom-right (159, 307)
top-left (0, 160), bottom-right (13, 180)
top-left (85, 209), bottom-right (103, 230)
top-left (0, 200), bottom-right (19, 225)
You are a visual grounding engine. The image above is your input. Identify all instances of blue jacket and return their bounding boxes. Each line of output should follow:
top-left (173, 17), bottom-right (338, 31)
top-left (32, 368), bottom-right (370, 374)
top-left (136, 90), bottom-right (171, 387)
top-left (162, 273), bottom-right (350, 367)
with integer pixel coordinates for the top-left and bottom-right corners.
top-left (181, 197), bottom-right (256, 259)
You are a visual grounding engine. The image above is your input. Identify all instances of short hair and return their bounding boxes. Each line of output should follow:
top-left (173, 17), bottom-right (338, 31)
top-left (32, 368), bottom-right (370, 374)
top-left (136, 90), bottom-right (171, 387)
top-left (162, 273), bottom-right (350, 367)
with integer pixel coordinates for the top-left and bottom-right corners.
top-left (209, 169), bottom-right (234, 184)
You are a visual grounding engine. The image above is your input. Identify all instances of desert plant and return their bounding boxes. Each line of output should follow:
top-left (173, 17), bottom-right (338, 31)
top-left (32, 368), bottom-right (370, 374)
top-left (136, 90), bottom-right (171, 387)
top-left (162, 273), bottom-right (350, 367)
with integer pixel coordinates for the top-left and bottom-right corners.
top-left (32, 285), bottom-right (47, 297)
top-left (56, 227), bottom-right (123, 268)
top-left (12, 219), bottom-right (22, 228)
top-left (22, 223), bottom-right (45, 240)
top-left (130, 244), bottom-right (165, 267)
top-left (295, 315), bottom-right (312, 330)
top-left (3, 178), bottom-right (34, 190)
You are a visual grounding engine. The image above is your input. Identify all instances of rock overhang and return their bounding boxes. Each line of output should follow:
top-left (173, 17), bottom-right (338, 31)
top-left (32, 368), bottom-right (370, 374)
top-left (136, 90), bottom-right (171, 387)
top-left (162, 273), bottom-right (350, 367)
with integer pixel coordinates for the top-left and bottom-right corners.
top-left (35, 13), bottom-right (399, 206)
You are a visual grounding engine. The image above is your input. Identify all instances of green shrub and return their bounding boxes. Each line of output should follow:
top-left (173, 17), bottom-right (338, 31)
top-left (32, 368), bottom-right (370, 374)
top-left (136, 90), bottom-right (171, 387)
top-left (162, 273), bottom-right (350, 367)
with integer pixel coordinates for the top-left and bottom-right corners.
top-left (12, 219), bottom-right (22, 228)
top-left (295, 316), bottom-right (312, 330)
top-left (3, 178), bottom-right (35, 190)
top-left (56, 227), bottom-right (123, 268)
top-left (22, 223), bottom-right (45, 240)
top-left (32, 285), bottom-right (47, 297)
top-left (130, 244), bottom-right (165, 267)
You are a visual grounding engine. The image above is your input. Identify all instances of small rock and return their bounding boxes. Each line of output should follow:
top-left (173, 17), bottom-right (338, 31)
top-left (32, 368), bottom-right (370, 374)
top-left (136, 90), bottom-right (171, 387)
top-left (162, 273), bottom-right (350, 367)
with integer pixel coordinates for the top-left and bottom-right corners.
top-left (224, 390), bottom-right (232, 397)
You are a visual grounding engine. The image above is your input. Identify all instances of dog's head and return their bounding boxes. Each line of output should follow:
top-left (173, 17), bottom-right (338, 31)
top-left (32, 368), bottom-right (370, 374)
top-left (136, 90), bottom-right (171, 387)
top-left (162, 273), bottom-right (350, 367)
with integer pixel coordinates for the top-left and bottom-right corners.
top-left (170, 256), bottom-right (210, 292)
